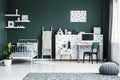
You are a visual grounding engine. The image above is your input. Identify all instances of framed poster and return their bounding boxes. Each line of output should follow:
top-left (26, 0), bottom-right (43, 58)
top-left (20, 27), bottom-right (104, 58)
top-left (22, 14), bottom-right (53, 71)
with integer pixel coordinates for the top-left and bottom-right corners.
top-left (8, 21), bottom-right (14, 27)
top-left (70, 10), bottom-right (87, 22)
top-left (22, 15), bottom-right (28, 21)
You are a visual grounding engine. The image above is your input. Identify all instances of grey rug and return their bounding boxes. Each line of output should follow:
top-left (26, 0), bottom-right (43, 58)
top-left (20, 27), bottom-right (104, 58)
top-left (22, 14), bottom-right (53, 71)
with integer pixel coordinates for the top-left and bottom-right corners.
top-left (23, 73), bottom-right (120, 80)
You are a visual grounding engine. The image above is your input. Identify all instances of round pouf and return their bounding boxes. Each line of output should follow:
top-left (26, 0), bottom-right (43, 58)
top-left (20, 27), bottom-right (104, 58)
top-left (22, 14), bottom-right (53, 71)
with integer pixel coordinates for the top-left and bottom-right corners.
top-left (99, 62), bottom-right (119, 75)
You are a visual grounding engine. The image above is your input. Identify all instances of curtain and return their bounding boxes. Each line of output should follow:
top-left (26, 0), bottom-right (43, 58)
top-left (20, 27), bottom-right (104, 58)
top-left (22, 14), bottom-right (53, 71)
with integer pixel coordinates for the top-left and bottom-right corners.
top-left (110, 0), bottom-right (120, 64)
top-left (108, 0), bottom-right (113, 61)
top-left (112, 0), bottom-right (120, 42)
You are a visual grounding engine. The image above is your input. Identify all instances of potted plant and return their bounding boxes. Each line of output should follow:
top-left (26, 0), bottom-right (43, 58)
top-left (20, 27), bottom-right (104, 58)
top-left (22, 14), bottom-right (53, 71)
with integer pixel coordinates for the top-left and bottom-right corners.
top-left (3, 43), bottom-right (13, 67)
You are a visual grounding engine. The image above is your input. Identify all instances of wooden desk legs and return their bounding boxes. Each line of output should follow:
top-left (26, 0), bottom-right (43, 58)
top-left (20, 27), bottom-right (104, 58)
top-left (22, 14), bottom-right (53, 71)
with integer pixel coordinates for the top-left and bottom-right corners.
top-left (77, 45), bottom-right (80, 63)
top-left (60, 55), bottom-right (62, 60)
top-left (70, 54), bottom-right (72, 61)
top-left (60, 54), bottom-right (72, 60)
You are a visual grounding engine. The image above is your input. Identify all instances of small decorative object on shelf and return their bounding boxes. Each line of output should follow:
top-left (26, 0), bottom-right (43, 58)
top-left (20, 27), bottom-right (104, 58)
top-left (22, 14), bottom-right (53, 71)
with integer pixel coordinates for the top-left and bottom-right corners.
top-left (65, 29), bottom-right (68, 35)
top-left (17, 17), bottom-right (20, 21)
top-left (17, 25), bottom-right (25, 28)
top-left (16, 9), bottom-right (18, 15)
top-left (67, 31), bottom-right (72, 35)
top-left (78, 32), bottom-right (85, 35)
top-left (94, 27), bottom-right (101, 34)
top-left (57, 28), bottom-right (64, 35)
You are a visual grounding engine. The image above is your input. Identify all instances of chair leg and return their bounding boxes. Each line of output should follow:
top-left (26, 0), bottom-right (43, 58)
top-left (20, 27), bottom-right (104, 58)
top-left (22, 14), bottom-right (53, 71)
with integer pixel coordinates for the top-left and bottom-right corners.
top-left (50, 55), bottom-right (52, 60)
top-left (89, 54), bottom-right (90, 63)
top-left (96, 54), bottom-right (98, 63)
top-left (83, 54), bottom-right (85, 63)
top-left (42, 55), bottom-right (44, 59)
top-left (91, 55), bottom-right (93, 64)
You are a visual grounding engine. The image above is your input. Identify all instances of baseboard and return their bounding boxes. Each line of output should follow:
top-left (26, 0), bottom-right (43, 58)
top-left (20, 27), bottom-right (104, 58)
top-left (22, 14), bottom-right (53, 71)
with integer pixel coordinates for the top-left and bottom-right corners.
top-left (33, 58), bottom-right (103, 62)
top-left (0, 60), bottom-right (3, 63)
top-left (33, 58), bottom-right (54, 61)
top-left (54, 59), bottom-right (102, 61)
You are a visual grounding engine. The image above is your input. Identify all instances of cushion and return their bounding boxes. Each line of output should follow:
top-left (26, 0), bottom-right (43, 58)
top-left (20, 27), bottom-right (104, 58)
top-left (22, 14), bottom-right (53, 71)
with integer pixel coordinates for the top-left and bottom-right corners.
top-left (99, 62), bottom-right (119, 75)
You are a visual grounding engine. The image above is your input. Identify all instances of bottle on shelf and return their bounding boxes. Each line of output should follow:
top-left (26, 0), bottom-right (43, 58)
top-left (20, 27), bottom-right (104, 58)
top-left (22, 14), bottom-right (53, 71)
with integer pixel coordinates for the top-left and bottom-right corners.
top-left (16, 9), bottom-right (18, 15)
top-left (65, 29), bottom-right (67, 35)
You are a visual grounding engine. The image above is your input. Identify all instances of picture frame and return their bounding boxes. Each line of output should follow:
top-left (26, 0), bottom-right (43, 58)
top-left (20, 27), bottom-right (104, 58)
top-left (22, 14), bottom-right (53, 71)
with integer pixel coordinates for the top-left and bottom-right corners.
top-left (22, 15), bottom-right (28, 21)
top-left (8, 21), bottom-right (14, 27)
top-left (70, 10), bottom-right (87, 22)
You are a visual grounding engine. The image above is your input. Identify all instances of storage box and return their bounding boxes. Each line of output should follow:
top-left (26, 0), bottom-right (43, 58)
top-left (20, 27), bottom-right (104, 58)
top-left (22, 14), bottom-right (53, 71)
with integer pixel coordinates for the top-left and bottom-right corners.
top-left (94, 27), bottom-right (101, 34)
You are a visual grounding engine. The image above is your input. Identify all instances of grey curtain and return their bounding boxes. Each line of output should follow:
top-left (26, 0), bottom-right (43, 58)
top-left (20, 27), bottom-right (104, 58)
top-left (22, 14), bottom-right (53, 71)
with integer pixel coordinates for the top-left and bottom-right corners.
top-left (107, 0), bottom-right (113, 61)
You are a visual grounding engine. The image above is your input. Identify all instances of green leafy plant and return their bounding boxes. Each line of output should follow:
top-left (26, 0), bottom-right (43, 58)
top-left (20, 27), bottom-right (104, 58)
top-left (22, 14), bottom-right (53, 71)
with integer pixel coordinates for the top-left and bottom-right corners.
top-left (3, 43), bottom-right (13, 60)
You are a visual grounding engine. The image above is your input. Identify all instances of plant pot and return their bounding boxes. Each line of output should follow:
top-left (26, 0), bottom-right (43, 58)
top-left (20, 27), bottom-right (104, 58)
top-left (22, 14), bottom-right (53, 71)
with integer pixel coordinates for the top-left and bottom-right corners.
top-left (4, 59), bottom-right (12, 67)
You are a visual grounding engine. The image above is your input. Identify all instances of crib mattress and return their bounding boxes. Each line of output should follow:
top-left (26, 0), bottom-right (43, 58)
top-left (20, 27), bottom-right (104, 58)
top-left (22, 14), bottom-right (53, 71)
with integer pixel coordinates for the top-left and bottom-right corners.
top-left (13, 52), bottom-right (37, 58)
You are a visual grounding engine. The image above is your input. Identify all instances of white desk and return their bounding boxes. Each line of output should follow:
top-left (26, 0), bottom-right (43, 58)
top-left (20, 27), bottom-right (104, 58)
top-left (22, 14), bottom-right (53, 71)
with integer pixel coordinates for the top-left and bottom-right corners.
top-left (55, 34), bottom-right (103, 60)
top-left (77, 43), bottom-right (103, 63)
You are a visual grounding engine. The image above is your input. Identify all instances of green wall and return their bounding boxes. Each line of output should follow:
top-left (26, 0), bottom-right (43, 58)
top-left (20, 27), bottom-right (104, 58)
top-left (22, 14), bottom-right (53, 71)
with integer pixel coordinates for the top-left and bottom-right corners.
top-left (0, 0), bottom-right (7, 59)
top-left (7, 0), bottom-right (109, 59)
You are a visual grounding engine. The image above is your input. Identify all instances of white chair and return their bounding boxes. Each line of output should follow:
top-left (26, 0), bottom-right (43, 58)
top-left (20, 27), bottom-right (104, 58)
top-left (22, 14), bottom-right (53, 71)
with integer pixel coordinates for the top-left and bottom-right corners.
top-left (60, 48), bottom-right (73, 60)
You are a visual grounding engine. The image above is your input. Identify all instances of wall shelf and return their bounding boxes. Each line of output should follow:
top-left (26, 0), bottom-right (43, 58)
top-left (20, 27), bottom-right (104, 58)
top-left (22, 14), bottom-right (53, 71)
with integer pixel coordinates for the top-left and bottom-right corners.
top-left (5, 27), bottom-right (25, 29)
top-left (15, 20), bottom-right (30, 22)
top-left (5, 9), bottom-right (30, 29)
top-left (5, 14), bottom-right (20, 17)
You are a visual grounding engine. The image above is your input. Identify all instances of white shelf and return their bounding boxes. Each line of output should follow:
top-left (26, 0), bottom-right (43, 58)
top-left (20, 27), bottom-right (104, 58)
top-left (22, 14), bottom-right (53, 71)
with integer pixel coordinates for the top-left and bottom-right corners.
top-left (5, 14), bottom-right (20, 17)
top-left (15, 20), bottom-right (30, 22)
top-left (5, 26), bottom-right (25, 29)
top-left (5, 9), bottom-right (30, 29)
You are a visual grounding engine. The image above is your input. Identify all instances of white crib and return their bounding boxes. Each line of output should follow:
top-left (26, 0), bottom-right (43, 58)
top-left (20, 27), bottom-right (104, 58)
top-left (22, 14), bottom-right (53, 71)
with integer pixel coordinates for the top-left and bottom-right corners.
top-left (12, 39), bottom-right (38, 60)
